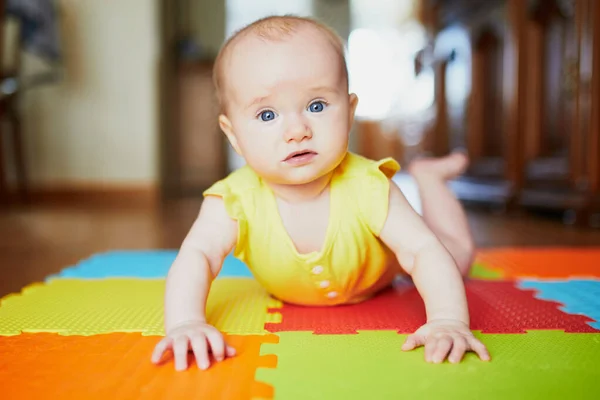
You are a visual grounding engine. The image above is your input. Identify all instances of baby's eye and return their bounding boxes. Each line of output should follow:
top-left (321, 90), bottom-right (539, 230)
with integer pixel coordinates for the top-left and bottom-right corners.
top-left (259, 110), bottom-right (277, 121)
top-left (309, 101), bottom-right (326, 113)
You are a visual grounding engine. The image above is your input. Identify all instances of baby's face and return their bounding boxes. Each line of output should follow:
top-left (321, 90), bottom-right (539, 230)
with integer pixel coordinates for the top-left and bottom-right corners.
top-left (219, 27), bottom-right (358, 186)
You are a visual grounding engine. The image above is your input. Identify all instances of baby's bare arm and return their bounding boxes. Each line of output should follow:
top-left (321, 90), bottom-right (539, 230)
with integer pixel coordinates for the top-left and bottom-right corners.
top-left (152, 195), bottom-right (238, 370)
top-left (379, 181), bottom-right (468, 323)
top-left (378, 181), bottom-right (489, 363)
top-left (164, 195), bottom-right (238, 330)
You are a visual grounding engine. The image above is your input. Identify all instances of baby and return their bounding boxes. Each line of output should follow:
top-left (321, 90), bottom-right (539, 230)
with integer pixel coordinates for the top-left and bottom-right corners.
top-left (151, 15), bottom-right (490, 371)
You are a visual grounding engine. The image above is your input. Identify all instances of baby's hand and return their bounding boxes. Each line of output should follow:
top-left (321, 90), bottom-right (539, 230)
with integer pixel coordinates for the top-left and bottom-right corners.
top-left (401, 319), bottom-right (490, 364)
top-left (151, 321), bottom-right (236, 371)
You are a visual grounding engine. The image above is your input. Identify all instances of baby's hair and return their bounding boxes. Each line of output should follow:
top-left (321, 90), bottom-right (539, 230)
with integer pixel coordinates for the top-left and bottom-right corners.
top-left (213, 15), bottom-right (348, 113)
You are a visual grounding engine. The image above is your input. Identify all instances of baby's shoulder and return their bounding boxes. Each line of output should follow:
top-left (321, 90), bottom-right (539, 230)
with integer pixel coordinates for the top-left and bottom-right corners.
top-left (335, 153), bottom-right (401, 235)
top-left (202, 166), bottom-right (262, 213)
top-left (202, 166), bottom-right (262, 222)
top-left (336, 152), bottom-right (400, 182)
top-left (206, 165), bottom-right (261, 195)
top-left (224, 165), bottom-right (261, 189)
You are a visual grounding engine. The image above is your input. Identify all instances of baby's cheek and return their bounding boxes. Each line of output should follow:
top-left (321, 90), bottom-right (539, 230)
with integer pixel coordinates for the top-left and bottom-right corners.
top-left (322, 123), bottom-right (350, 147)
top-left (324, 110), bottom-right (350, 132)
top-left (243, 141), bottom-right (275, 168)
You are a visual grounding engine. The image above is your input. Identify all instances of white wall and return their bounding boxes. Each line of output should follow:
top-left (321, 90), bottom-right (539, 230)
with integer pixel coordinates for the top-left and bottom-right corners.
top-left (19, 0), bottom-right (159, 187)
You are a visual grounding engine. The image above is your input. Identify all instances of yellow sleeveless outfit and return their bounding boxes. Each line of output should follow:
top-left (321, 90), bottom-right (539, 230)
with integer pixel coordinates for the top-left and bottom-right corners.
top-left (203, 152), bottom-right (401, 306)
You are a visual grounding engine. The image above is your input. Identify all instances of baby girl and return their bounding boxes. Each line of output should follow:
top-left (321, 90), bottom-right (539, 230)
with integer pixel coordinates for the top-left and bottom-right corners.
top-left (151, 15), bottom-right (490, 371)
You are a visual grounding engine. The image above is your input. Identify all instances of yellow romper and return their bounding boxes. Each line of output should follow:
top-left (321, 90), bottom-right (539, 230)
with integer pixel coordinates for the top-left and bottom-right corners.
top-left (203, 152), bottom-right (401, 306)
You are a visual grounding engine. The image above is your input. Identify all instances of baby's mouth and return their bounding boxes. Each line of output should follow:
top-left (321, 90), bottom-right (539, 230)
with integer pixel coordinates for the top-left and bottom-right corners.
top-left (283, 150), bottom-right (317, 162)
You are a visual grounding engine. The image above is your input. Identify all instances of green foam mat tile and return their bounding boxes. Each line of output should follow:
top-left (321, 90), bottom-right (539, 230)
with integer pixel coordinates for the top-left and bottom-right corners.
top-left (256, 330), bottom-right (600, 399)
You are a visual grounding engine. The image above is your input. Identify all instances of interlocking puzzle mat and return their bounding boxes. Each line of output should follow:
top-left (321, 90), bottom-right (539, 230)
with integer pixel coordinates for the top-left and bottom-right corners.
top-left (1, 247), bottom-right (599, 399)
top-left (0, 333), bottom-right (277, 400)
top-left (468, 261), bottom-right (505, 280)
top-left (265, 281), bottom-right (599, 334)
top-left (256, 330), bottom-right (600, 399)
top-left (518, 279), bottom-right (600, 329)
top-left (47, 251), bottom-right (253, 280)
top-left (475, 247), bottom-right (600, 278)
top-left (0, 278), bottom-right (281, 336)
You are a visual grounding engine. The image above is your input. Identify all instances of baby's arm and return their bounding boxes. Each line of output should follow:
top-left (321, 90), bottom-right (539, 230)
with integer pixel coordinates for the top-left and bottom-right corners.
top-left (378, 181), bottom-right (490, 363)
top-left (151, 195), bottom-right (238, 371)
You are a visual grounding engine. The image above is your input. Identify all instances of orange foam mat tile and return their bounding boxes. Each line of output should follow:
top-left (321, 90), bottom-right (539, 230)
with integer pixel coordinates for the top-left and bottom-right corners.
top-left (0, 278), bottom-right (282, 336)
top-left (0, 333), bottom-right (278, 400)
top-left (475, 247), bottom-right (600, 278)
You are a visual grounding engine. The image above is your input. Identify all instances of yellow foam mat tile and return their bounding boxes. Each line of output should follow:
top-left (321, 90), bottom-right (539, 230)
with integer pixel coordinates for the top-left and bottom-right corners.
top-left (0, 278), bottom-right (282, 336)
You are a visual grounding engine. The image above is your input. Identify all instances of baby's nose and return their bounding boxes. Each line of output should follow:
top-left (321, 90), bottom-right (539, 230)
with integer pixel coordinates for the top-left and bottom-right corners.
top-left (284, 118), bottom-right (312, 142)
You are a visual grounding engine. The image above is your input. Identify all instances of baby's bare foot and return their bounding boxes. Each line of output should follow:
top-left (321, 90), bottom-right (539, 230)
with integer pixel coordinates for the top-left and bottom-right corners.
top-left (408, 151), bottom-right (469, 181)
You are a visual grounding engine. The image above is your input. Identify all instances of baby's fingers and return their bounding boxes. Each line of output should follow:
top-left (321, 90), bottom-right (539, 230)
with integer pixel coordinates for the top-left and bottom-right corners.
top-left (190, 334), bottom-right (210, 370)
top-left (430, 335), bottom-right (453, 363)
top-left (204, 330), bottom-right (226, 362)
top-left (468, 336), bottom-right (491, 361)
top-left (401, 334), bottom-right (425, 351)
top-left (226, 345), bottom-right (236, 357)
top-left (424, 335), bottom-right (439, 362)
top-left (173, 336), bottom-right (190, 371)
top-left (448, 336), bottom-right (468, 364)
top-left (151, 337), bottom-right (172, 364)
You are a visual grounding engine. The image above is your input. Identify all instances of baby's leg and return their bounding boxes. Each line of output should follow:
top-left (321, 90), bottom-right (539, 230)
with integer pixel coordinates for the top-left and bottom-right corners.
top-left (402, 152), bottom-right (475, 277)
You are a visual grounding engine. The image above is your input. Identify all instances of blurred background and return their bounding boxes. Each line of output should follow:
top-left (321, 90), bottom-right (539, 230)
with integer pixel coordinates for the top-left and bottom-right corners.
top-left (0, 0), bottom-right (599, 295)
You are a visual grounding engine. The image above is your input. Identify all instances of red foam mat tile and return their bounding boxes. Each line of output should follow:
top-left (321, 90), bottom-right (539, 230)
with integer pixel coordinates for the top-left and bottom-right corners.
top-left (265, 281), bottom-right (599, 334)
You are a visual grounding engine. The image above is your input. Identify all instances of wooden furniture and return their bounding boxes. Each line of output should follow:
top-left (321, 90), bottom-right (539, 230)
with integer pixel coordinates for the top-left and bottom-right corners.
top-left (159, 0), bottom-right (228, 199)
top-left (420, 0), bottom-right (600, 225)
top-left (162, 60), bottom-right (227, 197)
top-left (518, 0), bottom-right (600, 226)
top-left (0, 83), bottom-right (26, 204)
top-left (0, 0), bottom-right (27, 205)
top-left (355, 120), bottom-right (405, 163)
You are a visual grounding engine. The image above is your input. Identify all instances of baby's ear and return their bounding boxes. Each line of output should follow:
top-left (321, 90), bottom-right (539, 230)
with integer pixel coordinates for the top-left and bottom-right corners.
top-left (218, 114), bottom-right (242, 155)
top-left (348, 93), bottom-right (359, 125)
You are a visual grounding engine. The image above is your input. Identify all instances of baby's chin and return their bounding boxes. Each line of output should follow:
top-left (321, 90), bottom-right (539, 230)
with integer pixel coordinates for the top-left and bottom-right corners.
top-left (259, 166), bottom-right (332, 187)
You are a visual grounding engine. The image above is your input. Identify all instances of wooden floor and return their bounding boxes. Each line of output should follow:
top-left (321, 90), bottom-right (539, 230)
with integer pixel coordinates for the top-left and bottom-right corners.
top-left (1, 199), bottom-right (600, 298)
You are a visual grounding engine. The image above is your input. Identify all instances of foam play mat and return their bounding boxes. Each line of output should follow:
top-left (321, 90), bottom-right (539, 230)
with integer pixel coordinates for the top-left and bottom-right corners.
top-left (1, 248), bottom-right (600, 399)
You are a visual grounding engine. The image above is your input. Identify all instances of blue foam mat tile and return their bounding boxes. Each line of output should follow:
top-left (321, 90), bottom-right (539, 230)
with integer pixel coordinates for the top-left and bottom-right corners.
top-left (518, 279), bottom-right (600, 329)
top-left (46, 250), bottom-right (253, 280)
